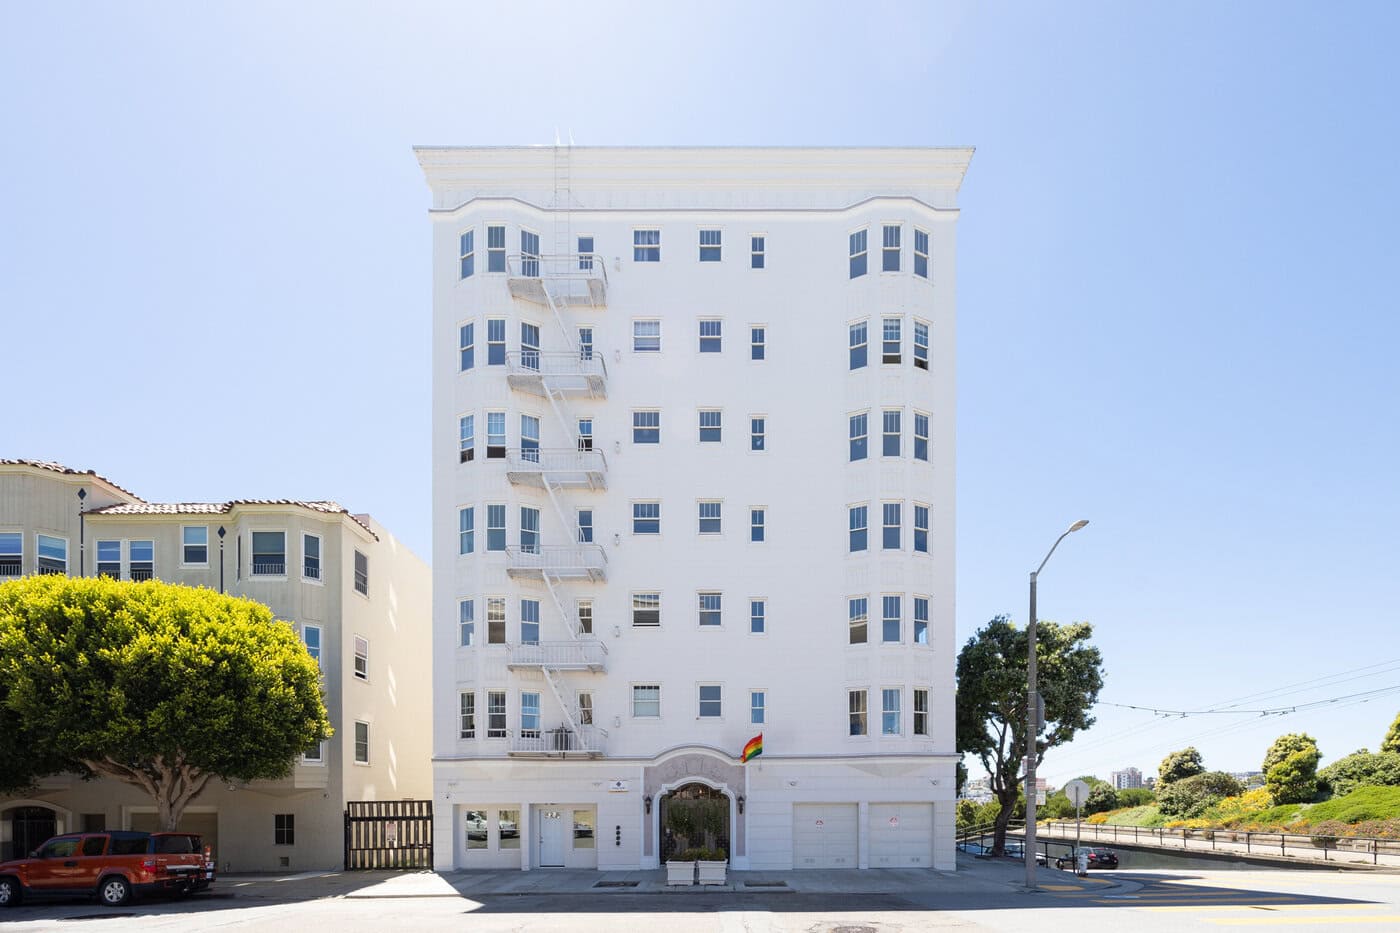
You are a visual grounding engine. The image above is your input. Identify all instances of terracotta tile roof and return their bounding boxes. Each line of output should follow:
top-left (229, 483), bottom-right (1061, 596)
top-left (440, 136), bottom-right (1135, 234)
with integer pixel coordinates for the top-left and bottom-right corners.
top-left (0, 458), bottom-right (146, 502)
top-left (88, 500), bottom-right (378, 539)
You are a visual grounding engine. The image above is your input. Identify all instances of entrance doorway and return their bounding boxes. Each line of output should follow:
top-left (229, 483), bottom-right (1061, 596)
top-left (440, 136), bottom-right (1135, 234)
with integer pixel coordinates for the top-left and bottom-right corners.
top-left (4, 806), bottom-right (57, 862)
top-left (659, 783), bottom-right (730, 862)
top-left (537, 809), bottom-right (566, 867)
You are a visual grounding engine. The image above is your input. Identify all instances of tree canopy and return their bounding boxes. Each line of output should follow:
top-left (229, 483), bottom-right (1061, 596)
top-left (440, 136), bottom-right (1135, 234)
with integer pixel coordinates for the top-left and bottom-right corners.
top-left (1158, 747), bottom-right (1205, 785)
top-left (1263, 733), bottom-right (1319, 775)
top-left (1262, 733), bottom-right (1321, 805)
top-left (1383, 713), bottom-right (1400, 755)
top-left (1157, 771), bottom-right (1243, 818)
top-left (955, 615), bottom-right (1104, 853)
top-left (0, 575), bottom-right (332, 829)
top-left (1318, 750), bottom-right (1400, 797)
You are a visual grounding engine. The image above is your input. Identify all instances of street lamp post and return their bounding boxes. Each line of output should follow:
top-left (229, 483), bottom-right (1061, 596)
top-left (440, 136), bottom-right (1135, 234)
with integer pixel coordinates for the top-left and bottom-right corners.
top-left (1024, 519), bottom-right (1089, 890)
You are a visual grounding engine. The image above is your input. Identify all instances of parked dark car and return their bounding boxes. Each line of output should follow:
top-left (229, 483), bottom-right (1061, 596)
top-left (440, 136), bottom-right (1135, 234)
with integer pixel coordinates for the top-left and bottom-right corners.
top-left (1055, 846), bottom-right (1118, 870)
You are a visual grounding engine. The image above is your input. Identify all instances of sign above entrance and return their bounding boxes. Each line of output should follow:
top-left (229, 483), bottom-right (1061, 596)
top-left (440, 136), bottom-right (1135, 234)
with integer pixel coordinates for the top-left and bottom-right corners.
top-left (607, 780), bottom-right (630, 793)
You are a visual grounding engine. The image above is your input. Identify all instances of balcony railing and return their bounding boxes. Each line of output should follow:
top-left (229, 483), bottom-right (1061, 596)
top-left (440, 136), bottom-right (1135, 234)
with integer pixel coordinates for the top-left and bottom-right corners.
top-left (507, 639), bottom-right (608, 671)
top-left (250, 561), bottom-right (286, 576)
top-left (504, 544), bottom-right (607, 582)
top-left (0, 561), bottom-right (22, 578)
top-left (504, 448), bottom-right (608, 489)
top-left (504, 351), bottom-right (607, 397)
top-left (508, 724), bottom-right (608, 757)
top-left (504, 253), bottom-right (608, 308)
top-left (130, 566), bottom-right (154, 582)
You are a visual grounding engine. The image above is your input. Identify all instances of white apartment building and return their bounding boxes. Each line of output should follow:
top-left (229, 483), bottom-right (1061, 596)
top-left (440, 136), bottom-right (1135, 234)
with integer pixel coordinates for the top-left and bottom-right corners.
top-left (0, 459), bottom-right (431, 871)
top-left (420, 146), bottom-right (972, 872)
top-left (1111, 767), bottom-right (1144, 790)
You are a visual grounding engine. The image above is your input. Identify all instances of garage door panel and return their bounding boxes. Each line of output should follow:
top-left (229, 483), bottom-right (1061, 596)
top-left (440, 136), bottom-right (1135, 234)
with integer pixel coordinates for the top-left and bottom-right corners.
top-left (869, 803), bottom-right (932, 868)
top-left (792, 804), bottom-right (857, 869)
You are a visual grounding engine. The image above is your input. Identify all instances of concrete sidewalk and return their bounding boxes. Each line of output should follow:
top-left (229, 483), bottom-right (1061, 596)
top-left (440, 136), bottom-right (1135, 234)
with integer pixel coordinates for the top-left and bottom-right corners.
top-left (220, 852), bottom-right (1125, 902)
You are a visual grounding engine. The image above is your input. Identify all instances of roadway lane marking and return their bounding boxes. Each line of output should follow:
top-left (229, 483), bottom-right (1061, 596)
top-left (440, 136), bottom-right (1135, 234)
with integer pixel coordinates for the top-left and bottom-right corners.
top-left (1208, 916), bottom-right (1400, 926)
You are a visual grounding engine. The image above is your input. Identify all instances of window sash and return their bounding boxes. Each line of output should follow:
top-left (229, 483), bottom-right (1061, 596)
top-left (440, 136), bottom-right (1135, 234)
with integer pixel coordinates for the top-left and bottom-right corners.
top-left (883, 410), bottom-right (902, 457)
top-left (459, 599), bottom-right (475, 647)
top-left (633, 320), bottom-right (661, 352)
top-left (699, 229), bottom-right (721, 262)
top-left (632, 685), bottom-right (660, 717)
top-left (882, 688), bottom-right (902, 734)
top-left (698, 685), bottom-right (722, 717)
top-left (849, 597), bottom-right (868, 644)
top-left (633, 229), bottom-right (661, 262)
top-left (632, 593), bottom-right (661, 627)
top-left (699, 319), bottom-right (722, 352)
top-left (750, 599), bottom-right (765, 634)
top-left (459, 230), bottom-right (475, 278)
top-left (915, 596), bottom-right (930, 645)
top-left (632, 502), bottom-right (660, 534)
top-left (849, 229), bottom-right (867, 278)
top-left (882, 224), bottom-right (901, 272)
top-left (698, 410), bottom-right (722, 442)
top-left (882, 595), bottom-right (901, 643)
top-left (849, 690), bottom-right (868, 736)
top-left (460, 692), bottom-right (476, 738)
top-left (459, 323), bottom-right (475, 371)
top-left (750, 508), bottom-right (765, 543)
top-left (914, 689), bottom-right (929, 735)
top-left (914, 228), bottom-right (929, 278)
top-left (633, 410), bottom-right (660, 443)
top-left (849, 413), bottom-right (868, 460)
top-left (750, 236), bottom-right (765, 269)
top-left (849, 506), bottom-right (868, 552)
top-left (882, 318), bottom-right (902, 363)
top-left (849, 321), bottom-right (868, 369)
top-left (487, 692), bottom-right (507, 737)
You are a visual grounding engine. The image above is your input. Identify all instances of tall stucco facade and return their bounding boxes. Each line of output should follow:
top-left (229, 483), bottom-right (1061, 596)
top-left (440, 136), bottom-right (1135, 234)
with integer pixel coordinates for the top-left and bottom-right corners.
top-left (0, 459), bottom-right (431, 871)
top-left (420, 146), bottom-right (971, 872)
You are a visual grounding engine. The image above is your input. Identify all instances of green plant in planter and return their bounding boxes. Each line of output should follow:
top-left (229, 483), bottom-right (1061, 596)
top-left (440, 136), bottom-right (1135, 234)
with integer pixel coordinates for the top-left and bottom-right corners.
top-left (665, 805), bottom-right (696, 839)
top-left (699, 801), bottom-right (727, 840)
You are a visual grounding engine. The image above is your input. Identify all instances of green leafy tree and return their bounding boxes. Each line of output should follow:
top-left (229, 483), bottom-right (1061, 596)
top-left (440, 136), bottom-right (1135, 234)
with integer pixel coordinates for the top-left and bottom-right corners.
top-left (1157, 771), bottom-right (1243, 818)
top-left (1317, 750), bottom-right (1400, 797)
top-left (1116, 787), bottom-right (1155, 807)
top-left (1263, 733), bottom-right (1320, 776)
top-left (1383, 713), bottom-right (1400, 755)
top-left (1266, 747), bottom-right (1321, 805)
top-left (956, 798), bottom-right (981, 831)
top-left (955, 615), bottom-right (1104, 854)
top-left (1041, 790), bottom-right (1074, 819)
top-left (0, 576), bottom-right (332, 830)
top-left (1085, 781), bottom-right (1118, 815)
top-left (1158, 747), bottom-right (1206, 785)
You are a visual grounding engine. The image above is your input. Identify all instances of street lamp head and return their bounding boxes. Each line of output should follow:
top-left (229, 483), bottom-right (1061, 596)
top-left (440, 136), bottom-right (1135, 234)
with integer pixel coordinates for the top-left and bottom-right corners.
top-left (1068, 519), bottom-right (1089, 533)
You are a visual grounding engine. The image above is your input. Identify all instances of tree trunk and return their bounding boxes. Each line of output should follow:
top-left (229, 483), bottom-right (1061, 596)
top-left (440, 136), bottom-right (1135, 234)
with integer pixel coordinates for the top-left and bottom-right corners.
top-left (990, 785), bottom-right (1018, 855)
top-left (80, 755), bottom-right (213, 831)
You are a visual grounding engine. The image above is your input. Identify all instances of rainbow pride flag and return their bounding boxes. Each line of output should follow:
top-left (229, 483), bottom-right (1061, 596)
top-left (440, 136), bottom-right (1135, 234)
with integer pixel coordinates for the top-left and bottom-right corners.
top-left (741, 733), bottom-right (763, 763)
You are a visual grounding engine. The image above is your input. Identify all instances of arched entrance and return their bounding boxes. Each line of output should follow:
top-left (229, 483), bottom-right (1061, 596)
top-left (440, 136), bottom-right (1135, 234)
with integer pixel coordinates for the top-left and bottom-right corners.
top-left (658, 782), bottom-right (730, 862)
top-left (2, 806), bottom-right (57, 862)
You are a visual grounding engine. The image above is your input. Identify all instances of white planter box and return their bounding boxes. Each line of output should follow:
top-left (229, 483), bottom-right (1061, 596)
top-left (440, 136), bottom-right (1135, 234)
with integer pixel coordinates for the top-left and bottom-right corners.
top-left (666, 860), bottom-right (696, 885)
top-left (697, 860), bottom-right (727, 885)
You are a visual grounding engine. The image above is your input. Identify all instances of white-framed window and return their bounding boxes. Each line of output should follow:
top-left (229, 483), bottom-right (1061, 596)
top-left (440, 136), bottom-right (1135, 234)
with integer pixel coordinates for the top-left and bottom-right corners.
top-left (882, 502), bottom-right (902, 550)
top-left (849, 505), bottom-right (868, 553)
top-left (578, 691), bottom-right (594, 725)
top-left (633, 501), bottom-right (660, 535)
top-left (520, 229), bottom-right (541, 277)
top-left (697, 591), bottom-right (722, 627)
top-left (883, 409), bottom-right (902, 457)
top-left (914, 596), bottom-right (930, 645)
top-left (459, 229), bottom-right (475, 279)
top-left (698, 684), bottom-right (722, 718)
top-left (578, 327), bottom-right (594, 362)
top-left (519, 506), bottom-right (540, 554)
top-left (849, 596), bottom-right (868, 645)
top-left (520, 691), bottom-right (541, 738)
top-left (632, 684), bottom-right (661, 718)
top-left (699, 229), bottom-right (722, 262)
top-left (577, 418), bottom-right (593, 451)
top-left (914, 411), bottom-right (930, 462)
top-left (914, 505), bottom-right (930, 554)
top-left (576, 599), bottom-right (593, 635)
top-left (849, 689), bottom-right (868, 736)
top-left (302, 623), bottom-right (321, 665)
top-left (577, 235), bottom-right (594, 270)
top-left (849, 320), bottom-right (868, 370)
top-left (460, 691), bottom-right (476, 739)
top-left (129, 540), bottom-right (153, 581)
top-left (633, 319), bottom-right (661, 352)
top-left (486, 504), bottom-right (506, 551)
top-left (182, 526), bottom-right (208, 566)
top-left (698, 409), bottom-right (722, 443)
top-left (354, 720), bottom-right (370, 763)
top-left (698, 500), bottom-right (722, 535)
top-left (751, 690), bottom-right (766, 724)
top-left (36, 533), bottom-right (67, 575)
top-left (0, 533), bottom-right (21, 577)
top-left (353, 635), bottom-right (369, 680)
top-left (487, 318), bottom-right (506, 365)
top-left (521, 414), bottom-right (540, 463)
top-left (914, 688), bottom-right (929, 735)
top-left (96, 539), bottom-right (121, 578)
top-left (520, 321), bottom-right (541, 371)
top-left (750, 598), bottom-right (766, 634)
top-left (520, 598), bottom-right (540, 646)
top-left (914, 228), bottom-right (929, 278)
top-left (632, 592), bottom-right (660, 627)
top-left (486, 411), bottom-right (506, 458)
top-left (577, 508), bottom-right (593, 544)
top-left (459, 322), bottom-right (475, 371)
top-left (882, 595), bottom-right (902, 643)
top-left (303, 741), bottom-right (323, 764)
top-left (487, 691), bottom-right (507, 737)
top-left (750, 325), bottom-right (766, 360)
top-left (699, 319), bottom-right (722, 353)
top-left (882, 317), bottom-right (902, 364)
top-left (633, 409), bottom-right (660, 444)
top-left (486, 597), bottom-right (506, 644)
top-left (750, 235), bottom-right (765, 269)
top-left (849, 228), bottom-right (868, 278)
top-left (914, 320), bottom-right (930, 370)
top-left (486, 224), bottom-right (506, 272)
top-left (849, 411), bottom-right (868, 461)
top-left (460, 414), bottom-right (475, 462)
top-left (882, 687), bottom-right (902, 735)
top-left (459, 598), bottom-right (475, 647)
top-left (353, 550), bottom-right (369, 596)
top-left (302, 532), bottom-right (322, 580)
top-left (250, 531), bottom-right (285, 576)
top-left (750, 507), bottom-right (765, 543)
top-left (882, 223), bottom-right (901, 272)
top-left (750, 416), bottom-right (766, 451)
top-left (633, 228), bottom-right (660, 262)
top-left (459, 507), bottom-right (474, 555)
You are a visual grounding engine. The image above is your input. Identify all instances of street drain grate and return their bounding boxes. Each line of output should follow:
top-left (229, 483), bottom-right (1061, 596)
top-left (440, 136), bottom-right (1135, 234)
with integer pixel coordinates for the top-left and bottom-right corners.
top-left (593, 880), bottom-right (640, 888)
top-left (744, 881), bottom-right (789, 887)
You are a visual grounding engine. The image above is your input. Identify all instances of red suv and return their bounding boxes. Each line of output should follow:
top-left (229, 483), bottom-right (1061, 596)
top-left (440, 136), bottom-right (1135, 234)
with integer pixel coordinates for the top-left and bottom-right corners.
top-left (0, 831), bottom-right (215, 907)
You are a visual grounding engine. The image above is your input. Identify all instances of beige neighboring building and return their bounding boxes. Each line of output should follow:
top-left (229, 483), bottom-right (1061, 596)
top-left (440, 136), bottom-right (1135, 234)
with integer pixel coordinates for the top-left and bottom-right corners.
top-left (0, 459), bottom-right (431, 872)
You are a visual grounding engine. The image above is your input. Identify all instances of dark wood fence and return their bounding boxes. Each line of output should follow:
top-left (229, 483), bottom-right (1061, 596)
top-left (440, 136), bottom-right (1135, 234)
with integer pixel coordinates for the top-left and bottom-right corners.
top-left (344, 799), bottom-right (433, 869)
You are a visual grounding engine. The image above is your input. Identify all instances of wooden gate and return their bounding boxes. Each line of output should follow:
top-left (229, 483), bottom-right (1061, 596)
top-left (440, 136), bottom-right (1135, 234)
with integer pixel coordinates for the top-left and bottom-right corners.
top-left (344, 800), bottom-right (433, 869)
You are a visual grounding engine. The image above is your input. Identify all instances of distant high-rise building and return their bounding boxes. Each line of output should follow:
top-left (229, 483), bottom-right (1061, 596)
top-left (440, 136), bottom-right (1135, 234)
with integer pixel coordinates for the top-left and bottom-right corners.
top-left (1111, 767), bottom-right (1143, 790)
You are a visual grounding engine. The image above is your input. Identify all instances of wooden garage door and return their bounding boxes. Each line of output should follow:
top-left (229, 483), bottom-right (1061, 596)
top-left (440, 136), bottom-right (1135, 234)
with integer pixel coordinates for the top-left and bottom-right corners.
top-left (791, 804), bottom-right (857, 869)
top-left (129, 811), bottom-right (218, 860)
top-left (869, 803), bottom-right (933, 868)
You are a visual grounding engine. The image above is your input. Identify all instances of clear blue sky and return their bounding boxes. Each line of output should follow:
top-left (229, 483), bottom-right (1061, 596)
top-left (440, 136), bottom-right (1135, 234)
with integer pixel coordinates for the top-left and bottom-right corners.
top-left (4, 1), bottom-right (1397, 783)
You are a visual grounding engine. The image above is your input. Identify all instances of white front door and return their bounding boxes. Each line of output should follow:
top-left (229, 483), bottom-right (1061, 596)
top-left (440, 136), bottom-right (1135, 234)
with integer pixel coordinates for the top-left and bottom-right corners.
top-left (538, 809), bottom-right (566, 867)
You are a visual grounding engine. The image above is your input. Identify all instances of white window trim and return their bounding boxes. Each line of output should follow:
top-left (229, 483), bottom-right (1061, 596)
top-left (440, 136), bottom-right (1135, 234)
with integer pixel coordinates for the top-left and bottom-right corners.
top-left (881, 685), bottom-right (903, 735)
top-left (631, 683), bottom-right (662, 719)
top-left (750, 687), bottom-right (767, 724)
top-left (880, 221), bottom-right (902, 273)
top-left (698, 407), bottom-right (723, 445)
top-left (485, 222), bottom-right (507, 274)
top-left (849, 225), bottom-right (869, 278)
top-left (248, 529), bottom-right (288, 579)
top-left (749, 233), bottom-right (766, 270)
top-left (696, 589), bottom-right (723, 629)
top-left (458, 598), bottom-right (475, 648)
top-left (180, 525), bottom-right (210, 568)
top-left (353, 720), bottom-right (371, 765)
top-left (353, 634), bottom-right (370, 682)
top-left (698, 317), bottom-right (724, 353)
top-left (749, 506), bottom-right (766, 545)
top-left (299, 532), bottom-right (324, 585)
top-left (696, 682), bottom-right (724, 720)
top-left (697, 499), bottom-right (723, 536)
top-left (632, 318), bottom-right (662, 353)
top-left (698, 227), bottom-right (722, 262)
top-left (749, 596), bottom-right (767, 636)
top-left (457, 317), bottom-right (476, 372)
top-left (301, 741), bottom-right (325, 766)
top-left (631, 591), bottom-right (662, 628)
top-left (633, 228), bottom-right (661, 262)
top-left (631, 500), bottom-right (662, 537)
top-left (749, 413), bottom-right (767, 453)
top-left (848, 687), bottom-right (871, 739)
